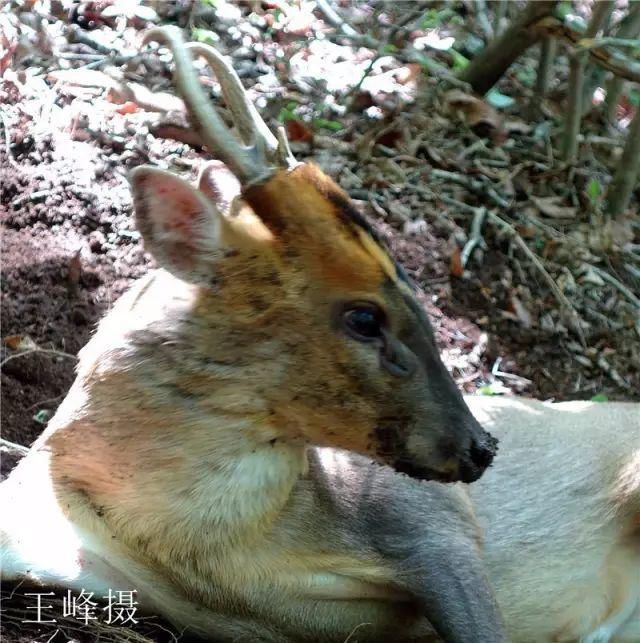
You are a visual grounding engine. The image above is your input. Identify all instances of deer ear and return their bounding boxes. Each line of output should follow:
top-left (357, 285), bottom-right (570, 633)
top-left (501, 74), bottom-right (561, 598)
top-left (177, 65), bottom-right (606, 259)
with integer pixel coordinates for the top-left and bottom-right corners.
top-left (197, 160), bottom-right (241, 217)
top-left (130, 166), bottom-right (232, 285)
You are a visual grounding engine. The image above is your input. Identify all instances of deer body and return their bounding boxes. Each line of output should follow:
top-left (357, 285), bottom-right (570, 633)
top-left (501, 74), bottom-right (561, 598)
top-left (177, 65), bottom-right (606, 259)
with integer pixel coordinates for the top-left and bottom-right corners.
top-left (467, 397), bottom-right (640, 643)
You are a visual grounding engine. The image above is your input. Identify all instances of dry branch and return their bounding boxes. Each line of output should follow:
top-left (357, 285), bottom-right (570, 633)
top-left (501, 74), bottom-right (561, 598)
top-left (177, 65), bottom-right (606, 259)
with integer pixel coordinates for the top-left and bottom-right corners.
top-left (535, 15), bottom-right (640, 84)
top-left (561, 1), bottom-right (614, 163)
top-left (458, 0), bottom-right (559, 95)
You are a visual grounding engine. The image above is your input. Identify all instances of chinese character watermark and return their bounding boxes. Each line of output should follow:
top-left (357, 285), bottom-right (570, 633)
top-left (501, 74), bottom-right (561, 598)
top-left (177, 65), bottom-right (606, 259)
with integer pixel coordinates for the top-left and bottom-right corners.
top-left (21, 589), bottom-right (138, 626)
top-left (23, 591), bottom-right (57, 623)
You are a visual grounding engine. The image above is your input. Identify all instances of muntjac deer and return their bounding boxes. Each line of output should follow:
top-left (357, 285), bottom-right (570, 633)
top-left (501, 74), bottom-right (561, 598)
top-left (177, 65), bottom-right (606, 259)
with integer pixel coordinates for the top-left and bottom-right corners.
top-left (0, 26), bottom-right (503, 643)
top-left (2, 26), bottom-right (639, 643)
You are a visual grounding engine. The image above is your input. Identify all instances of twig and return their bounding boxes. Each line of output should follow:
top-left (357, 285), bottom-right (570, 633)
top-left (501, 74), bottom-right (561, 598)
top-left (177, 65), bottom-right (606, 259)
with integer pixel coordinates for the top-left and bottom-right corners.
top-left (0, 438), bottom-right (29, 456)
top-left (459, 0), bottom-right (560, 95)
top-left (588, 265), bottom-right (640, 309)
top-left (528, 37), bottom-right (557, 118)
top-left (430, 169), bottom-right (511, 209)
top-left (536, 14), bottom-right (640, 84)
top-left (491, 357), bottom-right (533, 386)
top-left (67, 24), bottom-right (118, 55)
top-left (461, 207), bottom-right (488, 267)
top-left (486, 211), bottom-right (587, 346)
top-left (1, 348), bottom-right (78, 368)
top-left (578, 36), bottom-right (640, 50)
top-left (315, 0), bottom-right (359, 37)
top-left (596, 355), bottom-right (631, 389)
top-left (28, 394), bottom-right (65, 411)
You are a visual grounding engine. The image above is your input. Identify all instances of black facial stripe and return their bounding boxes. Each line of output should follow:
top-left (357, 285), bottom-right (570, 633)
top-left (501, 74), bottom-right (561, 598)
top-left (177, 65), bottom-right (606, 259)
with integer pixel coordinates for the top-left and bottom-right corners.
top-left (325, 192), bottom-right (417, 289)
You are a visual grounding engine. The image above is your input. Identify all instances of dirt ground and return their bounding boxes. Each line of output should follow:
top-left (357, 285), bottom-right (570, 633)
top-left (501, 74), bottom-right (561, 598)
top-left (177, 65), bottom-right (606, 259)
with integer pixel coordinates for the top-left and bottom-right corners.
top-left (1, 1), bottom-right (639, 641)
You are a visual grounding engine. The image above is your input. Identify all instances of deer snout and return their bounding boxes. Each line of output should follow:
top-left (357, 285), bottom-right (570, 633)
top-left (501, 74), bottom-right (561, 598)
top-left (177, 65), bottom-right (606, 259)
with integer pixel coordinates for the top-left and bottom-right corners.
top-left (392, 416), bottom-right (498, 484)
top-left (457, 431), bottom-right (498, 483)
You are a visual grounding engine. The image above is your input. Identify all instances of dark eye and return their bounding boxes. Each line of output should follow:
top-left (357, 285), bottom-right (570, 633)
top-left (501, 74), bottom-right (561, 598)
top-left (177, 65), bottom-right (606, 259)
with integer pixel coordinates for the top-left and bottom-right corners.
top-left (342, 304), bottom-right (386, 341)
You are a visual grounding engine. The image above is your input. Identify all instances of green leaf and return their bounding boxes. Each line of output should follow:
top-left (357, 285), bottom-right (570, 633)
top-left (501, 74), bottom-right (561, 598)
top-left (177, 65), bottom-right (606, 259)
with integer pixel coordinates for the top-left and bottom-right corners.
top-left (477, 382), bottom-right (509, 396)
top-left (278, 106), bottom-right (297, 122)
top-left (486, 88), bottom-right (515, 109)
top-left (191, 28), bottom-right (220, 45)
top-left (628, 88), bottom-right (640, 107)
top-left (556, 1), bottom-right (573, 19)
top-left (313, 118), bottom-right (343, 132)
top-left (586, 178), bottom-right (603, 201)
top-left (33, 409), bottom-right (53, 425)
top-left (590, 393), bottom-right (609, 402)
top-left (383, 44), bottom-right (398, 54)
top-left (450, 50), bottom-right (470, 71)
top-left (420, 9), bottom-right (443, 29)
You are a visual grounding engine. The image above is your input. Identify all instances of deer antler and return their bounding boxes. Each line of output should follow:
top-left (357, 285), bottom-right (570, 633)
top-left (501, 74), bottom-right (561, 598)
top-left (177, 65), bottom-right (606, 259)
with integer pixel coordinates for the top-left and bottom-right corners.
top-left (143, 26), bottom-right (297, 186)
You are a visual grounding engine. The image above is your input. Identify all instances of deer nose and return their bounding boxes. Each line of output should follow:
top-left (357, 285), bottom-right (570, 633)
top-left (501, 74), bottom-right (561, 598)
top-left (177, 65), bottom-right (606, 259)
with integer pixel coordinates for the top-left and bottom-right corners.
top-left (458, 434), bottom-right (498, 483)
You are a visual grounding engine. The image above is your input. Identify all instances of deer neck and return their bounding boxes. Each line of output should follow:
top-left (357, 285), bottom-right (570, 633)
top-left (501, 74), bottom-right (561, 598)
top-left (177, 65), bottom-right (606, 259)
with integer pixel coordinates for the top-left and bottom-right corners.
top-left (45, 272), bottom-right (308, 561)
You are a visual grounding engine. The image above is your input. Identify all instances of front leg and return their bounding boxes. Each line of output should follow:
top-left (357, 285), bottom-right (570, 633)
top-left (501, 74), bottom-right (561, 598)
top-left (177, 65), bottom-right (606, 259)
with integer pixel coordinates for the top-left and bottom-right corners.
top-left (368, 483), bottom-right (508, 643)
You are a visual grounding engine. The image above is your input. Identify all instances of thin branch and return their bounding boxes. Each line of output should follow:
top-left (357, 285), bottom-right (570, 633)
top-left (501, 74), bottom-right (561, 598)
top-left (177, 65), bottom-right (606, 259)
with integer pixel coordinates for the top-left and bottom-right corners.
top-left (1, 348), bottom-right (78, 368)
top-left (561, 1), bottom-right (614, 163)
top-left (588, 265), bottom-right (640, 309)
top-left (535, 14), bottom-right (640, 84)
top-left (458, 0), bottom-right (559, 95)
top-left (535, 37), bottom-right (557, 98)
top-left (0, 438), bottom-right (29, 456)
top-left (315, 0), bottom-right (359, 37)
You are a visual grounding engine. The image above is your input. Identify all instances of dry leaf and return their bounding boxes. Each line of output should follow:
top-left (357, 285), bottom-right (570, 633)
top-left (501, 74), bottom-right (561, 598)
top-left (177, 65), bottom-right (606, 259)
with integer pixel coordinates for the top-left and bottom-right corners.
top-left (531, 196), bottom-right (576, 219)
top-left (285, 119), bottom-right (313, 143)
top-left (510, 293), bottom-right (532, 328)
top-left (68, 251), bottom-right (82, 286)
top-left (3, 335), bottom-right (38, 351)
top-left (450, 246), bottom-right (464, 278)
top-left (114, 101), bottom-right (139, 115)
top-left (444, 89), bottom-right (505, 142)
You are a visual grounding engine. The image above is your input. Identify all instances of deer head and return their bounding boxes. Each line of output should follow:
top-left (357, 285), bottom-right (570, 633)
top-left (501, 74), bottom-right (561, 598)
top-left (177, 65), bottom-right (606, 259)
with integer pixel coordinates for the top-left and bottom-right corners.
top-left (125, 26), bottom-right (497, 483)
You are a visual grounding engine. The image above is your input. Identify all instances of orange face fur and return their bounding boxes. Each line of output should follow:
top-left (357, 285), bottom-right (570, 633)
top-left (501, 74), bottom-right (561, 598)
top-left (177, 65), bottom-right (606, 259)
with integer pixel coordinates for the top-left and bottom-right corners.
top-left (126, 161), bottom-right (496, 483)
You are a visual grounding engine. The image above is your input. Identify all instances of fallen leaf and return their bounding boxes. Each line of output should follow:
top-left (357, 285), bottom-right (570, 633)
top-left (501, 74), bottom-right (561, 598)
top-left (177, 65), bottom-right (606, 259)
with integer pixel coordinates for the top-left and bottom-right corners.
top-left (444, 89), bottom-right (505, 142)
top-left (68, 251), bottom-right (82, 286)
top-left (113, 101), bottom-right (139, 115)
top-left (285, 119), bottom-right (313, 143)
top-left (47, 69), bottom-right (118, 91)
top-left (450, 246), bottom-right (464, 278)
top-left (531, 195), bottom-right (577, 219)
top-left (3, 335), bottom-right (37, 351)
top-left (510, 293), bottom-right (533, 328)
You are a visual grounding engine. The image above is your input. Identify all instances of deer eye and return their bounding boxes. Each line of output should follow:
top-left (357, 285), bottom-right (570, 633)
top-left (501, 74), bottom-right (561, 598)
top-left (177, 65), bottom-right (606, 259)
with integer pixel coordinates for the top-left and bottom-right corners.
top-left (342, 304), bottom-right (386, 342)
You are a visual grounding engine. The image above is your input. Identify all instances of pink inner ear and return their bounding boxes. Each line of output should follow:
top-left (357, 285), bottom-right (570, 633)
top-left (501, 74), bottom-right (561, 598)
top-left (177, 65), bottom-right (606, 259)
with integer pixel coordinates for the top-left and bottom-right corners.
top-left (198, 161), bottom-right (241, 216)
top-left (144, 176), bottom-right (209, 241)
